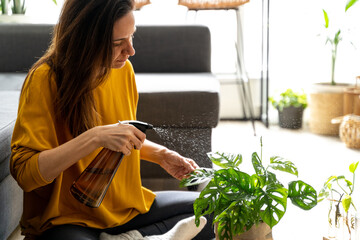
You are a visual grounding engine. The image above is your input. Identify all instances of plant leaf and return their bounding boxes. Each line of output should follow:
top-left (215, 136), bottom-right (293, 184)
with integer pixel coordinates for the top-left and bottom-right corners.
top-left (193, 180), bottom-right (219, 226)
top-left (346, 0), bottom-right (358, 12)
top-left (207, 152), bottom-right (242, 169)
top-left (349, 161), bottom-right (359, 173)
top-left (214, 169), bottom-right (258, 201)
top-left (317, 187), bottom-right (330, 202)
top-left (268, 156), bottom-right (298, 177)
top-left (323, 9), bottom-right (329, 28)
top-left (342, 195), bottom-right (352, 213)
top-left (257, 184), bottom-right (288, 228)
top-left (252, 152), bottom-right (265, 176)
top-left (179, 168), bottom-right (214, 187)
top-left (288, 180), bottom-right (317, 210)
top-left (215, 201), bottom-right (260, 240)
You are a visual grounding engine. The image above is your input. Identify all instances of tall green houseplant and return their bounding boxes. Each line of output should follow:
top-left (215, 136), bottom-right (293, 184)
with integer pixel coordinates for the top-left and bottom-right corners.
top-left (322, 0), bottom-right (358, 85)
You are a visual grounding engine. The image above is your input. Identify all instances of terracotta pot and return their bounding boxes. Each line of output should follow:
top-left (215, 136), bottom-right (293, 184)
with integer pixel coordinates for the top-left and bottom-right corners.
top-left (215, 222), bottom-right (273, 240)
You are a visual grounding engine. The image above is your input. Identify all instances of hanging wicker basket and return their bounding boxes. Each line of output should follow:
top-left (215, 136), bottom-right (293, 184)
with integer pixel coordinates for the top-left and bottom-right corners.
top-left (178, 0), bottom-right (249, 10)
top-left (134, 0), bottom-right (151, 10)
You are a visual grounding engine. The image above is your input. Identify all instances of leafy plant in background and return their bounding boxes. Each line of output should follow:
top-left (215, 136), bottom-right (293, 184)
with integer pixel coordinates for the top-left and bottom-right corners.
top-left (1, 0), bottom-right (8, 14)
top-left (180, 138), bottom-right (317, 240)
top-left (269, 89), bottom-right (307, 112)
top-left (1, 0), bottom-right (57, 14)
top-left (318, 161), bottom-right (359, 236)
top-left (322, 0), bottom-right (359, 85)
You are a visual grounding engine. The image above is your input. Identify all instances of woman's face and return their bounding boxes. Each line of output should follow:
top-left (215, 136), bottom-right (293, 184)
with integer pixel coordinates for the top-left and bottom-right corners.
top-left (112, 11), bottom-right (136, 69)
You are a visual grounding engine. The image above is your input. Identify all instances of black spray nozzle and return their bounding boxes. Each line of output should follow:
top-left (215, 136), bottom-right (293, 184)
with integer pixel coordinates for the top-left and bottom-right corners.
top-left (119, 120), bottom-right (153, 133)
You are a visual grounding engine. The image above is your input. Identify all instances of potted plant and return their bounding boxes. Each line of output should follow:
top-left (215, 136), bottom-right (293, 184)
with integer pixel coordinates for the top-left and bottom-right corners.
top-left (318, 161), bottom-right (359, 240)
top-left (180, 138), bottom-right (318, 240)
top-left (0, 0), bottom-right (57, 15)
top-left (309, 0), bottom-right (358, 135)
top-left (269, 89), bottom-right (308, 129)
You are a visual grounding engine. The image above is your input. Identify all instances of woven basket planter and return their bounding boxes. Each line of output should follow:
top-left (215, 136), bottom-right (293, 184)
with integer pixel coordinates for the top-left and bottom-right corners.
top-left (178, 0), bottom-right (249, 10)
top-left (309, 83), bottom-right (352, 135)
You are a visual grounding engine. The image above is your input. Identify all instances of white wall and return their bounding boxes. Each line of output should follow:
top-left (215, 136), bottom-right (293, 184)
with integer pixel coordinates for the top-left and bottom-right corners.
top-left (14, 0), bottom-right (360, 120)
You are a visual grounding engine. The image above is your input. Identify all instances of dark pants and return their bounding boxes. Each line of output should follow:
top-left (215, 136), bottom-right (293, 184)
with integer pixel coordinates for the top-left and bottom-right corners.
top-left (38, 191), bottom-right (214, 240)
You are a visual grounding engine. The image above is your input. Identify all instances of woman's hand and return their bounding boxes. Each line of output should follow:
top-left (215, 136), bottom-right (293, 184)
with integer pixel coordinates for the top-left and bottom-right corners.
top-left (159, 150), bottom-right (199, 180)
top-left (38, 122), bottom-right (146, 182)
top-left (95, 122), bottom-right (146, 155)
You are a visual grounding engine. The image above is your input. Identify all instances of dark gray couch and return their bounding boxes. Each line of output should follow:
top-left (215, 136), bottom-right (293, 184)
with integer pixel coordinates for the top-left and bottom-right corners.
top-left (0, 24), bottom-right (219, 239)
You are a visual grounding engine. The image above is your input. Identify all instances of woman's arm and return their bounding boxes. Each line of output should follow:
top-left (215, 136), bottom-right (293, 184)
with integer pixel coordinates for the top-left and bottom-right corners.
top-left (140, 140), bottom-right (198, 180)
top-left (38, 123), bottom-right (146, 182)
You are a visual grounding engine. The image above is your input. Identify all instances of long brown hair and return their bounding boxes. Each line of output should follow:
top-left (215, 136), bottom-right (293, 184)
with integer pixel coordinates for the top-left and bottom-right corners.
top-left (27, 0), bottom-right (134, 137)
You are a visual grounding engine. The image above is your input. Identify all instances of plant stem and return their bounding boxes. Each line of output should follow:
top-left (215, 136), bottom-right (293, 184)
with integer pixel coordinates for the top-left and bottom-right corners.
top-left (336, 178), bottom-right (349, 196)
top-left (351, 170), bottom-right (355, 195)
top-left (335, 194), bottom-right (343, 227)
top-left (1, 0), bottom-right (8, 14)
top-left (331, 43), bottom-right (338, 86)
top-left (260, 137), bottom-right (263, 162)
top-left (345, 211), bottom-right (351, 239)
top-left (12, 0), bottom-right (25, 14)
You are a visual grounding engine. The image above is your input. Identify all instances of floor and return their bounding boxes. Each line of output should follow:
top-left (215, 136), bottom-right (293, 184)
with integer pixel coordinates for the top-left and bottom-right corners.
top-left (8, 120), bottom-right (360, 240)
top-left (212, 120), bottom-right (360, 240)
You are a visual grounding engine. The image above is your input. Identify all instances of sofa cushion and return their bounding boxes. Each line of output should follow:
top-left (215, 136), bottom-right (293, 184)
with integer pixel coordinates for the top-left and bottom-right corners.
top-left (136, 73), bottom-right (220, 128)
top-left (0, 91), bottom-right (20, 183)
top-left (0, 174), bottom-right (23, 240)
top-left (131, 25), bottom-right (211, 73)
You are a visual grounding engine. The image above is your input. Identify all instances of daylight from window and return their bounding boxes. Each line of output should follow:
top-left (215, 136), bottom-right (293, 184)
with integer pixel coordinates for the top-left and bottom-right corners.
top-left (24, 0), bottom-right (360, 91)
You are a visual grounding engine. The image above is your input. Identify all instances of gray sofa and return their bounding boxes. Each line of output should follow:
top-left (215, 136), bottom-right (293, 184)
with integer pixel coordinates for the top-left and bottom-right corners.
top-left (0, 24), bottom-right (219, 239)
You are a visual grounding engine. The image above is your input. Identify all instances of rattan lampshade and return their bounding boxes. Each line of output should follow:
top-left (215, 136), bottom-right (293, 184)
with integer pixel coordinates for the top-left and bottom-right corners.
top-left (178, 0), bottom-right (249, 10)
top-left (135, 0), bottom-right (151, 10)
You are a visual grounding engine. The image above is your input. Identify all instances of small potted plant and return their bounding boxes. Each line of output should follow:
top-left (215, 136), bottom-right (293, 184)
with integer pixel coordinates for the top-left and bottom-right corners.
top-left (318, 161), bottom-right (359, 240)
top-left (269, 89), bottom-right (308, 129)
top-left (180, 138), bottom-right (317, 240)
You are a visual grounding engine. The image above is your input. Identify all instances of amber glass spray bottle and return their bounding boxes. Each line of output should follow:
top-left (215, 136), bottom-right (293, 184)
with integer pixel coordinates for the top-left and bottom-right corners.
top-left (70, 120), bottom-right (153, 208)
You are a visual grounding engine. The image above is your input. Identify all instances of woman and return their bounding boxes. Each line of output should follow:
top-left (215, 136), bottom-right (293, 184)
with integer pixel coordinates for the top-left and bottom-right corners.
top-left (10, 0), bottom-right (213, 239)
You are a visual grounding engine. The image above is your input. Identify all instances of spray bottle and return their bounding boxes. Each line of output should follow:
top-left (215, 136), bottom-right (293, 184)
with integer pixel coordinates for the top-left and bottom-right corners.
top-left (70, 120), bottom-right (153, 208)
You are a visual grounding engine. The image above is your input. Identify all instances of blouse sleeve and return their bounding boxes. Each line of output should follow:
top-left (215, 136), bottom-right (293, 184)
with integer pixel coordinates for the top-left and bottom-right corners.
top-left (10, 66), bottom-right (59, 192)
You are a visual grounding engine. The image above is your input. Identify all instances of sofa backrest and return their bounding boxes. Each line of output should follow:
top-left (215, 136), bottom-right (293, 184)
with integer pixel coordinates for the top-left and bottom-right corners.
top-left (0, 24), bottom-right (53, 73)
top-left (0, 24), bottom-right (211, 73)
top-left (131, 25), bottom-right (211, 73)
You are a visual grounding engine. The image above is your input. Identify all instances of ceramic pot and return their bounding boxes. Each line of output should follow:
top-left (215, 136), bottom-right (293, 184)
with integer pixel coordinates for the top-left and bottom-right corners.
top-left (278, 106), bottom-right (304, 129)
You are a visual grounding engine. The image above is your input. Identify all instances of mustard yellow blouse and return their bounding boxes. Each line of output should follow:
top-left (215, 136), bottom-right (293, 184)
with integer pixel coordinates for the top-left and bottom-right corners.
top-left (10, 62), bottom-right (155, 239)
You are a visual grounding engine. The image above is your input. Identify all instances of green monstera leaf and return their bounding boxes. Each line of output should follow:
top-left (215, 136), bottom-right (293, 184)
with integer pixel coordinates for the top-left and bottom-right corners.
top-left (208, 152), bottom-right (243, 169)
top-left (288, 180), bottom-right (317, 210)
top-left (179, 168), bottom-right (214, 187)
top-left (257, 183), bottom-right (288, 228)
top-left (214, 168), bottom-right (259, 201)
top-left (268, 156), bottom-right (298, 177)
